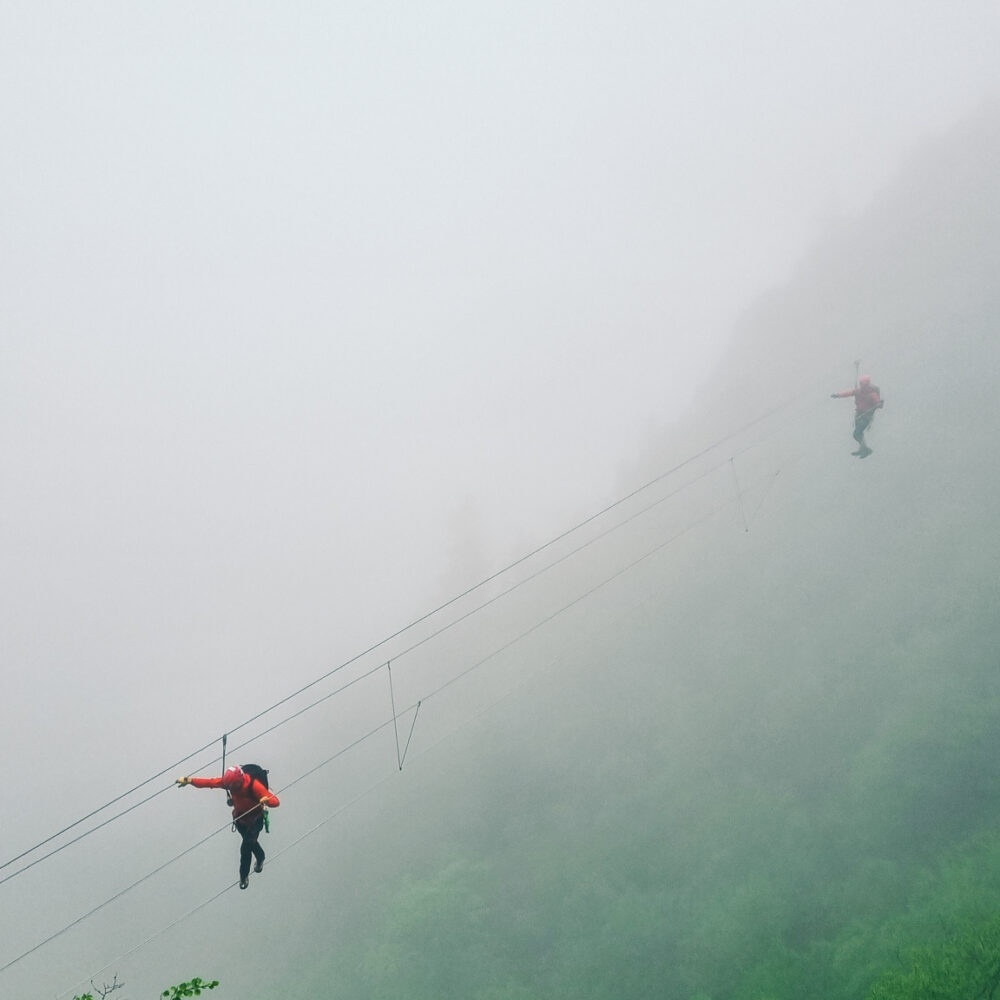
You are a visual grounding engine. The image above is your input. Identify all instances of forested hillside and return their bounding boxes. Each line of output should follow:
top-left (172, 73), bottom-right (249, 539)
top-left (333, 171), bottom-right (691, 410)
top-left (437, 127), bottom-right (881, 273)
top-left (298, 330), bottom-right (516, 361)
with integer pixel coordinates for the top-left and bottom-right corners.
top-left (274, 108), bottom-right (1000, 1000)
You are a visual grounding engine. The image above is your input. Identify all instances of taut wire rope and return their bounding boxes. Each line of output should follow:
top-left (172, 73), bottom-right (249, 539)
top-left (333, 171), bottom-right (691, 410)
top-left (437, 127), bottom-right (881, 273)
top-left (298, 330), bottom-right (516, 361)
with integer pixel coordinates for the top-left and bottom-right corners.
top-left (2, 392), bottom-right (804, 886)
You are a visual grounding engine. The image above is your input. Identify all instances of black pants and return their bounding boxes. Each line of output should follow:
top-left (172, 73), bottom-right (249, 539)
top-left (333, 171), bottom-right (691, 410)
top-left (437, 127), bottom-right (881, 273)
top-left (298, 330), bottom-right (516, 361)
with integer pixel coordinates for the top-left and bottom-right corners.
top-left (236, 815), bottom-right (265, 880)
top-left (853, 411), bottom-right (873, 444)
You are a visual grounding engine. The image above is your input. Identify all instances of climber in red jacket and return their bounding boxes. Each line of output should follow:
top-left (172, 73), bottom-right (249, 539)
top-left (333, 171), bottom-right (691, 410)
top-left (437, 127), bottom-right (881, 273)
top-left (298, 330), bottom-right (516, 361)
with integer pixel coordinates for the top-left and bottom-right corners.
top-left (177, 764), bottom-right (280, 889)
top-left (831, 374), bottom-right (884, 458)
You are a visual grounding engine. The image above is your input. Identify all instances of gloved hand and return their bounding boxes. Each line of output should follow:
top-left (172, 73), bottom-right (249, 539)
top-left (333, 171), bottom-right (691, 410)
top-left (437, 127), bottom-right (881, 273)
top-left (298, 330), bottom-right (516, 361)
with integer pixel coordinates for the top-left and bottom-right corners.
top-left (830, 393), bottom-right (839, 398)
top-left (176, 776), bottom-right (191, 786)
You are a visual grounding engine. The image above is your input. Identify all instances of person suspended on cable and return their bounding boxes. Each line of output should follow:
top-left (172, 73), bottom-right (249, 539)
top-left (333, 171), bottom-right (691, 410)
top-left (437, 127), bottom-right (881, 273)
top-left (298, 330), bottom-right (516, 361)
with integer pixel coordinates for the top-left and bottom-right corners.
top-left (176, 764), bottom-right (279, 890)
top-left (831, 374), bottom-right (884, 458)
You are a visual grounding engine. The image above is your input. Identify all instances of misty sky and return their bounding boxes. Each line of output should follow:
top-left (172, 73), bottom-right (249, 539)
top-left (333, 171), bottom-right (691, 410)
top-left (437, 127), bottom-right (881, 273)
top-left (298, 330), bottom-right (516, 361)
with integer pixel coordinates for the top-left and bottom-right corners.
top-left (2, 3), bottom-right (1000, 995)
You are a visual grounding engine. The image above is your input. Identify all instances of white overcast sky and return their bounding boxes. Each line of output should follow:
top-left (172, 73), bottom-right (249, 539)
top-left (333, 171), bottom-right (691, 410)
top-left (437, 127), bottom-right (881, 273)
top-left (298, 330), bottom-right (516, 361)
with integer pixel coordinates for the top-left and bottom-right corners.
top-left (2, 0), bottom-right (1000, 890)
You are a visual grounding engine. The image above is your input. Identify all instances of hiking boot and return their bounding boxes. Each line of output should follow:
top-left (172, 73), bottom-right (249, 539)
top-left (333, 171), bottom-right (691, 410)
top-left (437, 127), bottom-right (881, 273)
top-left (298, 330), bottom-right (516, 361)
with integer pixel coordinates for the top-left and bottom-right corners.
top-left (240, 877), bottom-right (249, 890)
top-left (254, 859), bottom-right (264, 874)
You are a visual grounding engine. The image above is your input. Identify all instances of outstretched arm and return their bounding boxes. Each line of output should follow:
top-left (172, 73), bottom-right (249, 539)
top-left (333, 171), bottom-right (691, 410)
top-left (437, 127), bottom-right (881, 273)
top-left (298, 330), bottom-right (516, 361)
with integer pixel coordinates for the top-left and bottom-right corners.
top-left (176, 775), bottom-right (226, 789)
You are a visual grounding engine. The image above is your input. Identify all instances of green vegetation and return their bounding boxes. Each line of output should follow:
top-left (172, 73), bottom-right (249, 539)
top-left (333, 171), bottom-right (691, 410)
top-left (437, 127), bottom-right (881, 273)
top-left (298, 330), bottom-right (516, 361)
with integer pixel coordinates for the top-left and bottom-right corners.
top-left (280, 453), bottom-right (1000, 1000)
top-left (870, 915), bottom-right (1000, 1000)
top-left (160, 979), bottom-right (220, 1000)
top-left (73, 977), bottom-right (218, 1000)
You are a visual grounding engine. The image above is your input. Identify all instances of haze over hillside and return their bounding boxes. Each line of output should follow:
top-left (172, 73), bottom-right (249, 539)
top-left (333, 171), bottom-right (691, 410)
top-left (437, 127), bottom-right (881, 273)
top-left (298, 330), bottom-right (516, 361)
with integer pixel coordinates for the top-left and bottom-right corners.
top-left (274, 103), bottom-right (1000, 1000)
top-left (4, 96), bottom-right (999, 1000)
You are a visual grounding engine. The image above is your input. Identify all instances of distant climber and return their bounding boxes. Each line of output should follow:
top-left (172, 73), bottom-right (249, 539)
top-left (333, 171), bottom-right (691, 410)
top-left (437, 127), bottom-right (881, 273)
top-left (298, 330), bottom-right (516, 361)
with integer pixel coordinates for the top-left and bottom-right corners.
top-left (177, 764), bottom-right (279, 889)
top-left (831, 374), bottom-right (884, 458)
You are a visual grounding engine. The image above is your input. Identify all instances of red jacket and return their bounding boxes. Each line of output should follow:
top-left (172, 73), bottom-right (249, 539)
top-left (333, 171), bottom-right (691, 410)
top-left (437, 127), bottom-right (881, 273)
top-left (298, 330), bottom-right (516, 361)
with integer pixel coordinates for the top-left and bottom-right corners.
top-left (190, 767), bottom-right (280, 826)
top-left (833, 383), bottom-right (882, 413)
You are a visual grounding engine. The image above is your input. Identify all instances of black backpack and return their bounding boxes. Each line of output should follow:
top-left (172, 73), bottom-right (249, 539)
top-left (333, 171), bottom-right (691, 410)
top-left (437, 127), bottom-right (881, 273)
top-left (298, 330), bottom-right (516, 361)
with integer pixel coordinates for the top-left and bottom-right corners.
top-left (241, 763), bottom-right (269, 790)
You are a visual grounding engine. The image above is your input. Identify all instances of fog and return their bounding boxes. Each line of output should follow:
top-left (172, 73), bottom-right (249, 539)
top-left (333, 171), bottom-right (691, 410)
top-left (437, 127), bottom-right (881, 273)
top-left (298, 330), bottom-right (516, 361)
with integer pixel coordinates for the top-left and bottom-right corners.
top-left (2, 4), bottom-right (1000, 998)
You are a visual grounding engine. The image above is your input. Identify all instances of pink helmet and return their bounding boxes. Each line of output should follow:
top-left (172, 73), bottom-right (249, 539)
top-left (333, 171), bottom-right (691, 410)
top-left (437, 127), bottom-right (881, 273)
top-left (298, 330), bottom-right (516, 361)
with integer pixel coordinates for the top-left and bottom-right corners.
top-left (224, 766), bottom-right (246, 788)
